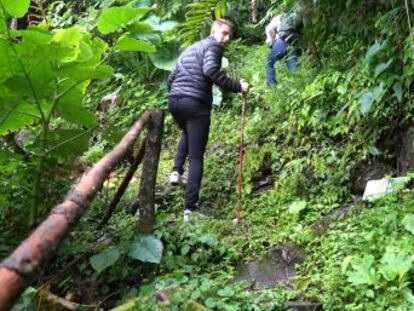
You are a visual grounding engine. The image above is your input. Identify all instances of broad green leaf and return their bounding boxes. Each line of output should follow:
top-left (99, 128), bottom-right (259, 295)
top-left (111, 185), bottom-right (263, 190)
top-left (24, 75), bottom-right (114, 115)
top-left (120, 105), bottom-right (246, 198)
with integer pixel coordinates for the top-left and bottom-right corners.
top-left (0, 41), bottom-right (20, 83)
top-left (364, 42), bottom-right (384, 61)
top-left (89, 247), bottom-right (121, 273)
top-left (404, 288), bottom-right (414, 305)
top-left (53, 27), bottom-right (82, 63)
top-left (127, 22), bottom-right (154, 34)
top-left (48, 129), bottom-right (93, 157)
top-left (347, 255), bottom-right (377, 285)
top-left (374, 58), bottom-right (393, 78)
top-left (205, 298), bottom-right (217, 308)
top-left (212, 85), bottom-right (222, 106)
top-left (97, 7), bottom-right (151, 34)
top-left (402, 214), bottom-right (414, 235)
top-left (199, 234), bottom-right (217, 246)
top-left (393, 82), bottom-right (403, 103)
top-left (56, 86), bottom-right (97, 127)
top-left (0, 0), bottom-right (30, 17)
top-left (55, 102), bottom-right (97, 127)
top-left (149, 41), bottom-right (179, 71)
top-left (114, 36), bottom-right (156, 53)
top-left (0, 102), bottom-right (41, 135)
top-left (379, 250), bottom-right (413, 281)
top-left (288, 200), bottom-right (307, 214)
top-left (12, 28), bottom-right (53, 45)
top-left (128, 235), bottom-right (163, 264)
top-left (217, 287), bottom-right (234, 297)
top-left (359, 83), bottom-right (385, 115)
top-left (144, 15), bottom-right (178, 32)
top-left (368, 146), bottom-right (380, 156)
top-left (4, 75), bottom-right (53, 101)
top-left (54, 64), bottom-right (113, 82)
top-left (82, 35), bottom-right (108, 66)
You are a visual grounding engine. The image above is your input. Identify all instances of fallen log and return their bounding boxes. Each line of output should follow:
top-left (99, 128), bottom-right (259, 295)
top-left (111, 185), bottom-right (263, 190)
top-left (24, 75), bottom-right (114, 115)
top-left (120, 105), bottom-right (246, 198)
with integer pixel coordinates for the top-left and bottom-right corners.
top-left (0, 111), bottom-right (151, 311)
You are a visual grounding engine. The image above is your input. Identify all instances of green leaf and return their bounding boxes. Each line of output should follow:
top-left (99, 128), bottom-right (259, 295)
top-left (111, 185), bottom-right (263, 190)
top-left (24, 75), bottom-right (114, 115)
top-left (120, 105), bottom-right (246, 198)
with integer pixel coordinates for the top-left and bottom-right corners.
top-left (4, 75), bottom-right (53, 101)
top-left (181, 244), bottom-right (190, 255)
top-left (402, 214), bottom-right (414, 235)
top-left (0, 102), bottom-right (42, 135)
top-left (114, 35), bottom-right (156, 53)
top-left (368, 146), bottom-right (380, 156)
top-left (0, 0), bottom-right (30, 17)
top-left (374, 58), bottom-right (393, 78)
top-left (359, 83), bottom-right (386, 115)
top-left (54, 64), bottom-right (113, 82)
top-left (364, 42), bottom-right (384, 61)
top-left (393, 82), bottom-right (403, 103)
top-left (128, 235), bottom-right (163, 264)
top-left (379, 250), bottom-right (413, 281)
top-left (149, 41), bottom-right (179, 71)
top-left (48, 129), bottom-right (93, 157)
top-left (53, 27), bottom-right (83, 63)
top-left (288, 200), bottom-right (307, 214)
top-left (56, 87), bottom-right (97, 127)
top-left (127, 22), bottom-right (154, 34)
top-left (217, 287), bottom-right (234, 297)
top-left (199, 234), bottom-right (217, 246)
top-left (97, 7), bottom-right (151, 35)
top-left (89, 247), bottom-right (121, 273)
top-left (205, 298), bottom-right (217, 308)
top-left (212, 85), bottom-right (222, 106)
top-left (347, 254), bottom-right (377, 285)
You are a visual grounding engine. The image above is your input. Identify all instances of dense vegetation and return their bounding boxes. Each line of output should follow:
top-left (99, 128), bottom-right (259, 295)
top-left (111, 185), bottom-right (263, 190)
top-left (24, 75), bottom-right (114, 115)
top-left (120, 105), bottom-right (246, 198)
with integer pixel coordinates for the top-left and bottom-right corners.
top-left (1, 0), bottom-right (414, 310)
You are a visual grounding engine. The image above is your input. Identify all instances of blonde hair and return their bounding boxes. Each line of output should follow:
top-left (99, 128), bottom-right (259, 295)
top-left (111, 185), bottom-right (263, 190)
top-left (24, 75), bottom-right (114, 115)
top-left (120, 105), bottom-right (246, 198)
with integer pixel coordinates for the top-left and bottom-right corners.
top-left (211, 18), bottom-right (235, 31)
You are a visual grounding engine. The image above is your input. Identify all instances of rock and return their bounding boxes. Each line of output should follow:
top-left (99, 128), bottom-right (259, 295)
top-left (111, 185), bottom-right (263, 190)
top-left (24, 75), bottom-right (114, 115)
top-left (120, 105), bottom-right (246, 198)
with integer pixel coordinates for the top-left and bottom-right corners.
top-left (285, 301), bottom-right (322, 311)
top-left (362, 177), bottom-right (409, 201)
top-left (397, 127), bottom-right (414, 174)
top-left (233, 244), bottom-right (305, 288)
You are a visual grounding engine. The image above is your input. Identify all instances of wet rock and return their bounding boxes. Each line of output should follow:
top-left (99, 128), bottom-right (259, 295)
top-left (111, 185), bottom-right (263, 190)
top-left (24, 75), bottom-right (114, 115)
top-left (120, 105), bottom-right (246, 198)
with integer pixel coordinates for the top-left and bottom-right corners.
top-left (285, 301), bottom-right (322, 311)
top-left (234, 244), bottom-right (305, 288)
top-left (252, 174), bottom-right (274, 193)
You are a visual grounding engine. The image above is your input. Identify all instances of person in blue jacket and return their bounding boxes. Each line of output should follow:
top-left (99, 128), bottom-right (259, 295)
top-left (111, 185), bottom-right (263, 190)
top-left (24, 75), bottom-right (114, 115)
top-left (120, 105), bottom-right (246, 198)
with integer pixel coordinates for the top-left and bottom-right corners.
top-left (265, 7), bottom-right (303, 87)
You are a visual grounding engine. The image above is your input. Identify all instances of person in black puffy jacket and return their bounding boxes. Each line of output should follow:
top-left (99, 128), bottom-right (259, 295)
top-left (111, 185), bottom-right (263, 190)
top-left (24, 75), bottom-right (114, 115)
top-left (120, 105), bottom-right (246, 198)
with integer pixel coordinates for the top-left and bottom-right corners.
top-left (167, 18), bottom-right (249, 222)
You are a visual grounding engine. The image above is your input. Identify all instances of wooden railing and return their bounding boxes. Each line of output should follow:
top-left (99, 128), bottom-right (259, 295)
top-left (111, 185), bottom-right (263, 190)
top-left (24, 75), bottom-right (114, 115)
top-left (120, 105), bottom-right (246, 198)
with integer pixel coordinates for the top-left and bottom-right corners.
top-left (0, 108), bottom-right (164, 311)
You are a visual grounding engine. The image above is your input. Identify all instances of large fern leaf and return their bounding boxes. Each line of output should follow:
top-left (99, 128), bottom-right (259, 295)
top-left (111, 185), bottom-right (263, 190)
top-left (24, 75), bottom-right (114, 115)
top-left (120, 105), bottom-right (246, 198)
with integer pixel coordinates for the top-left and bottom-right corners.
top-left (178, 0), bottom-right (228, 47)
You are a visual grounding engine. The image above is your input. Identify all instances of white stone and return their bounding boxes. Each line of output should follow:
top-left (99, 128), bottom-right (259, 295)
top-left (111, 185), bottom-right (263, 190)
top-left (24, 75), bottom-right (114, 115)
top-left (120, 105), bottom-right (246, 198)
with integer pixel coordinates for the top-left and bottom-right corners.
top-left (362, 177), bottom-right (409, 201)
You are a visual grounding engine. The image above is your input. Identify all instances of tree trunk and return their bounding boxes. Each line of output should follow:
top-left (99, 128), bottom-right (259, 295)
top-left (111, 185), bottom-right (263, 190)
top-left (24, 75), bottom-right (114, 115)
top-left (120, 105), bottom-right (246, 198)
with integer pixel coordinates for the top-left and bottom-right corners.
top-left (137, 109), bottom-right (164, 234)
top-left (251, 0), bottom-right (258, 24)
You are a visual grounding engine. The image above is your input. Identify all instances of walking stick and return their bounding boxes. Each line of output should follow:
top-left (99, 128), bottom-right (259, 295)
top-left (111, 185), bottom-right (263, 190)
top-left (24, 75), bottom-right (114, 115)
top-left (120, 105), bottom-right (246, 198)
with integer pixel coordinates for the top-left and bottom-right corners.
top-left (236, 93), bottom-right (247, 224)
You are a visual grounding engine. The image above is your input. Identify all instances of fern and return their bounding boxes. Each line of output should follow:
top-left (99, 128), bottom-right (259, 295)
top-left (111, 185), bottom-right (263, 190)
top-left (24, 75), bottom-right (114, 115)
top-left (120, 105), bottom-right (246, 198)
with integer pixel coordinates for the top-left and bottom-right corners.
top-left (28, 0), bottom-right (48, 25)
top-left (178, 0), bottom-right (228, 47)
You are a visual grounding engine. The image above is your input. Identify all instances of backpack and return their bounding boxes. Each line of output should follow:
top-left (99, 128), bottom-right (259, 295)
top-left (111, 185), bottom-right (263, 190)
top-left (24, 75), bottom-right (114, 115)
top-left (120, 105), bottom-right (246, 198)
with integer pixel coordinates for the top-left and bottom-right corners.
top-left (276, 11), bottom-right (301, 39)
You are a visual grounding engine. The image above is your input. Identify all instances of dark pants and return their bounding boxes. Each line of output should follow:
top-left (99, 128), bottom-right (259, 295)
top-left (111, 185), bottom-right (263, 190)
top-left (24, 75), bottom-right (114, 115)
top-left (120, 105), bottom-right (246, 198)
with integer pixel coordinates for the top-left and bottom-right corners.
top-left (168, 96), bottom-right (211, 210)
top-left (266, 39), bottom-right (300, 86)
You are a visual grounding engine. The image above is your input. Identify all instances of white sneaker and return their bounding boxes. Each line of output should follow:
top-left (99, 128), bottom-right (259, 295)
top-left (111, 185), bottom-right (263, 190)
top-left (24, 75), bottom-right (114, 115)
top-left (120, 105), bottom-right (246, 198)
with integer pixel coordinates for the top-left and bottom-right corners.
top-left (183, 209), bottom-right (192, 224)
top-left (169, 171), bottom-right (181, 185)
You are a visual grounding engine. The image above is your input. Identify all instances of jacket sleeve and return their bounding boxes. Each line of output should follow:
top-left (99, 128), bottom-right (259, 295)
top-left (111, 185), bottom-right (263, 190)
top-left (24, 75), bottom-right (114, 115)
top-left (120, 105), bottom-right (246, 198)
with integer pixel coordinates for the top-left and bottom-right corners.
top-left (167, 64), bottom-right (178, 92)
top-left (202, 44), bottom-right (242, 93)
top-left (265, 16), bottom-right (279, 46)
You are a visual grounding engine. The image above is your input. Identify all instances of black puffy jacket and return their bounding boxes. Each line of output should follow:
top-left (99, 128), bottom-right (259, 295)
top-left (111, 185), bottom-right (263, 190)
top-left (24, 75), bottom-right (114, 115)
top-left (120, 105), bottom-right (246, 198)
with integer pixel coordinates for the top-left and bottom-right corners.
top-left (167, 36), bottom-right (242, 108)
